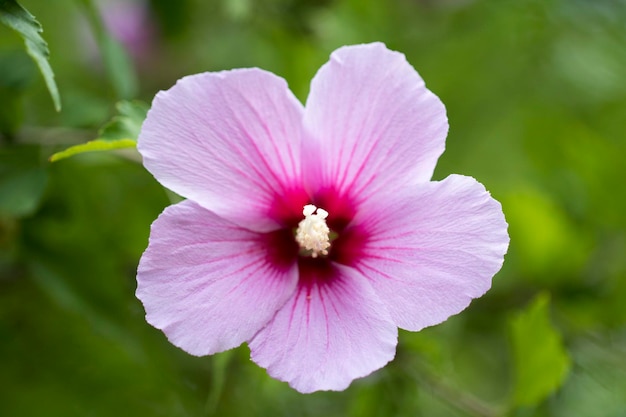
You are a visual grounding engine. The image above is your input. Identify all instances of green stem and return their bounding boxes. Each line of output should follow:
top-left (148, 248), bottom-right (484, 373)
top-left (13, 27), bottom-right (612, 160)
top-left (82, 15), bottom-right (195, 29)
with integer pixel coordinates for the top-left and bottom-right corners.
top-left (204, 350), bottom-right (234, 416)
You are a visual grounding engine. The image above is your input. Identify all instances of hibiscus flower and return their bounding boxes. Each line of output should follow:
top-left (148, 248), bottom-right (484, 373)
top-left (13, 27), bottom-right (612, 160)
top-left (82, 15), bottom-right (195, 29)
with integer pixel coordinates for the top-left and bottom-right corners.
top-left (136, 42), bottom-right (509, 393)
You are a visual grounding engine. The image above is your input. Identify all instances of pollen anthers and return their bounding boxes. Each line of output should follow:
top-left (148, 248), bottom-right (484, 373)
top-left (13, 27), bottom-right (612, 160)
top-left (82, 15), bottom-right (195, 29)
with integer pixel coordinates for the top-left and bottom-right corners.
top-left (296, 204), bottom-right (331, 258)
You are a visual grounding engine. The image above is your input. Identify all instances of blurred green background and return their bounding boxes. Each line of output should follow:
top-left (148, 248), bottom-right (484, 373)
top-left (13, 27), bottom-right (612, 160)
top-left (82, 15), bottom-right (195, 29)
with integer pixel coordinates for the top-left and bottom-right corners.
top-left (1, 0), bottom-right (625, 416)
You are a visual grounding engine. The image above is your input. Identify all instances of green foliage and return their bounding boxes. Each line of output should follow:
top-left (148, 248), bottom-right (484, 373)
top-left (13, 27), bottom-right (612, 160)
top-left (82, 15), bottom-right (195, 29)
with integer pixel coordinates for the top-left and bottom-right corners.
top-left (0, 50), bottom-right (35, 135)
top-left (98, 100), bottom-right (149, 141)
top-left (503, 187), bottom-right (591, 282)
top-left (49, 100), bottom-right (147, 162)
top-left (1, 0), bottom-right (625, 416)
top-left (0, 0), bottom-right (60, 110)
top-left (552, 335), bottom-right (626, 417)
top-left (0, 145), bottom-right (47, 217)
top-left (509, 293), bottom-right (571, 407)
top-left (48, 138), bottom-right (137, 162)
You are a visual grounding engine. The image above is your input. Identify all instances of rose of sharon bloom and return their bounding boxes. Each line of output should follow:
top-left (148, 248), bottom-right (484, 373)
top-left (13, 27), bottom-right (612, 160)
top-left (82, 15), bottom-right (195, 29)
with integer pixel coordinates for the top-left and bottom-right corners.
top-left (137, 42), bottom-right (509, 393)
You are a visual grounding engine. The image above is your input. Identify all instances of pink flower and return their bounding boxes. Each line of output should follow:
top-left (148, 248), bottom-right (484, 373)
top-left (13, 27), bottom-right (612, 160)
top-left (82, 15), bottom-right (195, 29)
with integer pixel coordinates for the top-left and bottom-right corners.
top-left (136, 43), bottom-right (509, 393)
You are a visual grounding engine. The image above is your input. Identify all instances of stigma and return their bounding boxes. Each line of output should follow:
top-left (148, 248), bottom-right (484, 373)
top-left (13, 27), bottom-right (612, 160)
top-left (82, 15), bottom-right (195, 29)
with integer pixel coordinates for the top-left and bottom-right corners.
top-left (296, 204), bottom-right (331, 258)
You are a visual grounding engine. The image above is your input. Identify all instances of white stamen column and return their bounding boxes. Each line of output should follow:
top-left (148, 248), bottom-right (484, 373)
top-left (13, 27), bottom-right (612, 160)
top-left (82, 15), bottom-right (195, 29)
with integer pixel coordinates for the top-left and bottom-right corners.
top-left (296, 204), bottom-right (331, 258)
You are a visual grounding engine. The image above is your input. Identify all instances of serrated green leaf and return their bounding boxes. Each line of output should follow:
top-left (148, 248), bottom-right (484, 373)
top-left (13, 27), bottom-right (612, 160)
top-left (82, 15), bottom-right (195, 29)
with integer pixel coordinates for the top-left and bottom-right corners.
top-left (510, 293), bottom-right (571, 407)
top-left (0, 0), bottom-right (61, 111)
top-left (49, 139), bottom-right (137, 162)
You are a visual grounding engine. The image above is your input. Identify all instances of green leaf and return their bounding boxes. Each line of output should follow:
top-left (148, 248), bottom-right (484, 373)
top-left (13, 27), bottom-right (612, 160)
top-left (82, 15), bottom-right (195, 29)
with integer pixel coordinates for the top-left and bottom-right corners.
top-left (509, 293), bottom-right (571, 407)
top-left (48, 139), bottom-right (137, 162)
top-left (49, 100), bottom-right (147, 162)
top-left (0, 0), bottom-right (61, 111)
top-left (98, 100), bottom-right (149, 141)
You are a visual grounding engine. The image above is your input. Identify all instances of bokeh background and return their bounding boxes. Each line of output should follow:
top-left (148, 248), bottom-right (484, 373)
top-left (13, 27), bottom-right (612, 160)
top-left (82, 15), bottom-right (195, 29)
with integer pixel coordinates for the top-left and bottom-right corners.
top-left (1, 0), bottom-right (625, 416)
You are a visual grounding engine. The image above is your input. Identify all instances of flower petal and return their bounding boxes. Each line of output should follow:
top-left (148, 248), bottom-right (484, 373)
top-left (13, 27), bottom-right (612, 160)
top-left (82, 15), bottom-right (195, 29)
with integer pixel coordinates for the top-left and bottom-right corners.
top-left (249, 263), bottom-right (397, 393)
top-left (352, 175), bottom-right (509, 331)
top-left (136, 200), bottom-right (298, 355)
top-left (138, 69), bottom-right (304, 231)
top-left (302, 42), bottom-right (447, 204)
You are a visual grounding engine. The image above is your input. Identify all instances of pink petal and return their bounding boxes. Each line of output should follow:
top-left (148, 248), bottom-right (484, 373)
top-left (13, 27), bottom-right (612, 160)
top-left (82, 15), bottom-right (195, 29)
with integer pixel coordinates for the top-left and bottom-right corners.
top-left (249, 264), bottom-right (398, 393)
top-left (136, 200), bottom-right (298, 355)
top-left (302, 42), bottom-right (447, 204)
top-left (352, 175), bottom-right (509, 331)
top-left (138, 69), bottom-right (304, 231)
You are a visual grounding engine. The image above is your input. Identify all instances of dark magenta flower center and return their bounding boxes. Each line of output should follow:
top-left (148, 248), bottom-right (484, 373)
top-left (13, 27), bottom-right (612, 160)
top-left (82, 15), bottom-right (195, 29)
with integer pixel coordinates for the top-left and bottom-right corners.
top-left (262, 187), bottom-right (366, 283)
